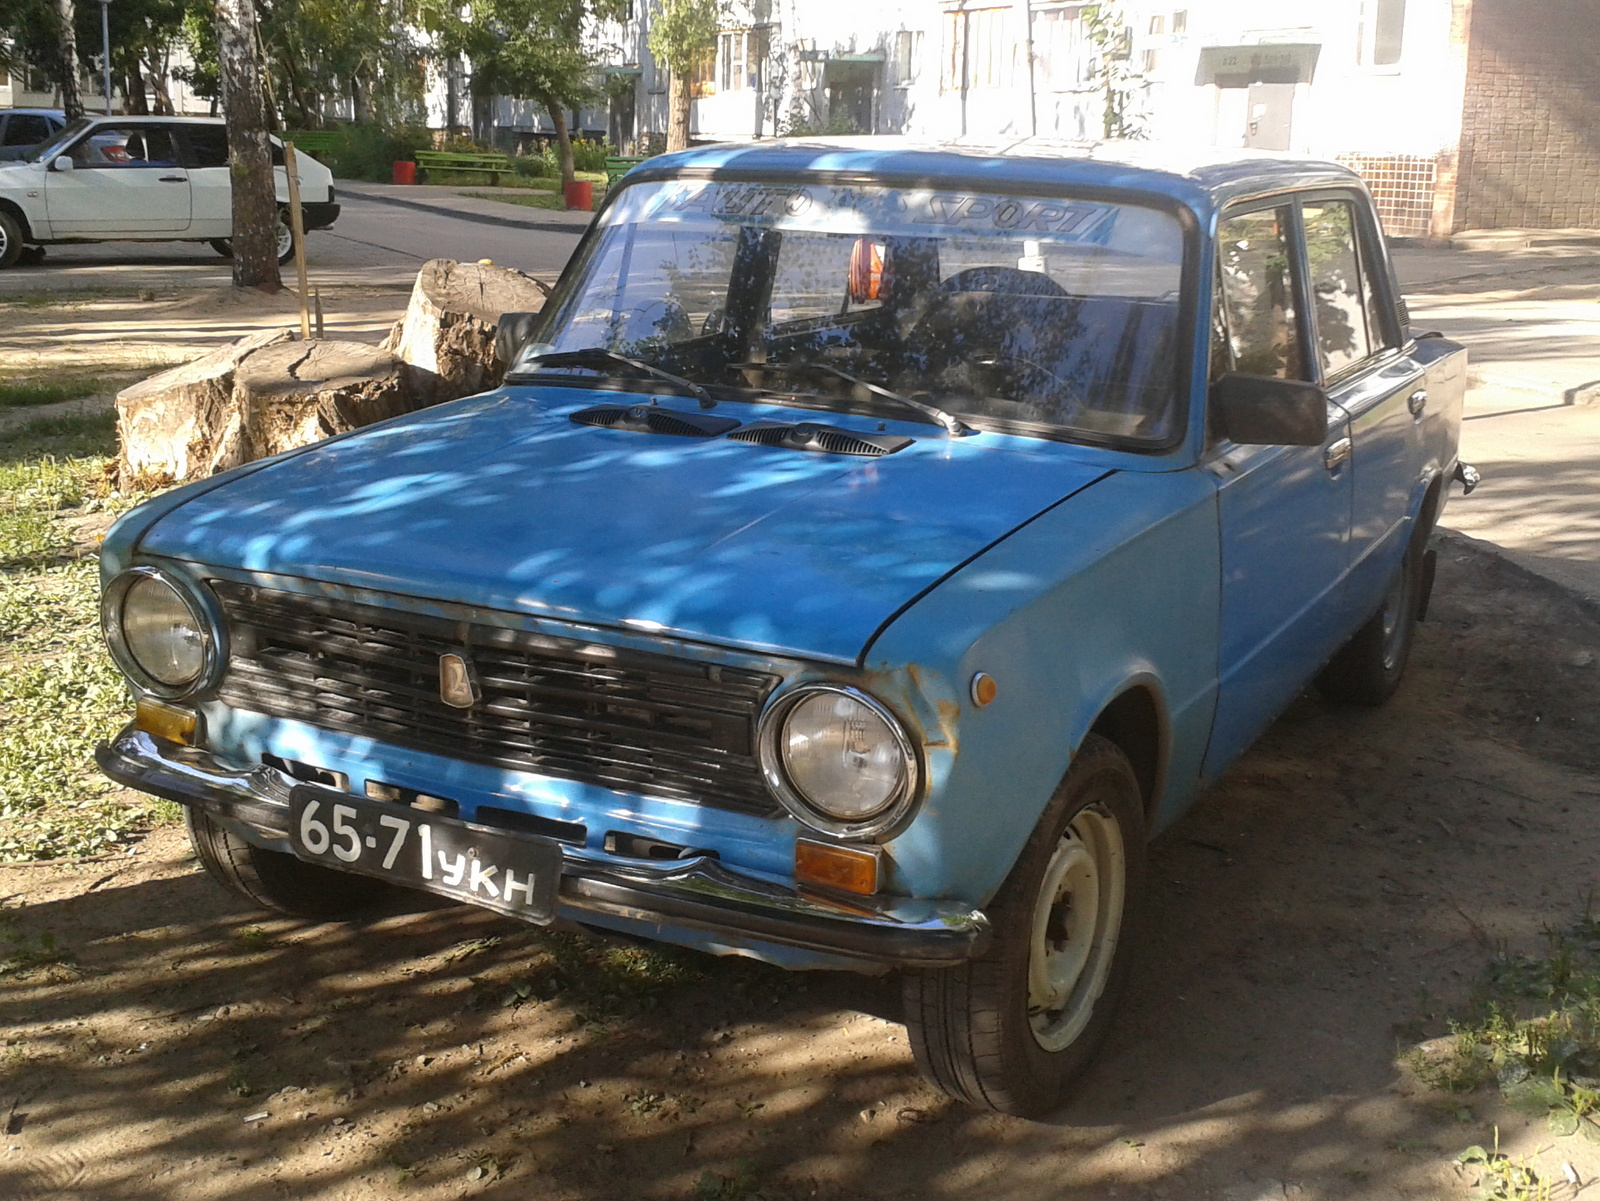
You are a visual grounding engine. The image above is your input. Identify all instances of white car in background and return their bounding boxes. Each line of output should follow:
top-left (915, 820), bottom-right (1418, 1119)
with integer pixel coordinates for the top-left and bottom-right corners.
top-left (0, 115), bottom-right (339, 268)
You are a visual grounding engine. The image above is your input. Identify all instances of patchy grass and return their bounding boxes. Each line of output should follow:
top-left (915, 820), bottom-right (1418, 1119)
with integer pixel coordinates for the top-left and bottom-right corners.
top-left (0, 411), bottom-right (178, 862)
top-left (0, 378), bottom-right (107, 409)
top-left (1408, 913), bottom-right (1600, 1141)
top-left (462, 187), bottom-right (607, 213)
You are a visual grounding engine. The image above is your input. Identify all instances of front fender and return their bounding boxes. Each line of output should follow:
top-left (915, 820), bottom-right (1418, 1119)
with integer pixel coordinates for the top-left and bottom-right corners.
top-left (867, 467), bottom-right (1221, 906)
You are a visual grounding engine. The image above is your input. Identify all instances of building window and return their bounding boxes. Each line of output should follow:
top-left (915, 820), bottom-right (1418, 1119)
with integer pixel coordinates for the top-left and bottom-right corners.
top-left (894, 29), bottom-right (922, 85)
top-left (1148, 14), bottom-right (1165, 35)
top-left (1034, 5), bottom-right (1092, 91)
top-left (719, 30), bottom-right (747, 91)
top-left (1142, 48), bottom-right (1160, 73)
top-left (1359, 0), bottom-right (1406, 66)
top-left (1172, 10), bottom-right (1187, 34)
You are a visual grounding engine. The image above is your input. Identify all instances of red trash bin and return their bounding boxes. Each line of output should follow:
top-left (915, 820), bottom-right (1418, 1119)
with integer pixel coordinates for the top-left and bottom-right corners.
top-left (563, 180), bottom-right (593, 211)
top-left (392, 160), bottom-right (416, 186)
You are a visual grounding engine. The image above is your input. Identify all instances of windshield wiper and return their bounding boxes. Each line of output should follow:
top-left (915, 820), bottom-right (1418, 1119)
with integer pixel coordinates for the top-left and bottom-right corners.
top-left (511, 347), bottom-right (712, 406)
top-left (730, 361), bottom-right (969, 436)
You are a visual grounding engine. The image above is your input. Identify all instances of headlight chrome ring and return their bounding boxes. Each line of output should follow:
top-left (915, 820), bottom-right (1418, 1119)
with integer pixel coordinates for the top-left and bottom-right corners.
top-left (757, 683), bottom-right (922, 840)
top-left (101, 567), bottom-right (226, 699)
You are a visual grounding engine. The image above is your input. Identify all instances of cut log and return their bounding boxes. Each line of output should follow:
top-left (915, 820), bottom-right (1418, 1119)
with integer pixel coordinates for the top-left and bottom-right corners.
top-left (115, 328), bottom-right (293, 487)
top-left (232, 341), bottom-right (411, 459)
top-left (114, 335), bottom-right (411, 489)
top-left (381, 258), bottom-right (550, 405)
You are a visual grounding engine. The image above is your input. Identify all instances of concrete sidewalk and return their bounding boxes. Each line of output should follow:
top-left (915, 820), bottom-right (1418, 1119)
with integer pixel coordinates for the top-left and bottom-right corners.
top-left (1395, 239), bottom-right (1600, 607)
top-left (335, 179), bottom-right (597, 235)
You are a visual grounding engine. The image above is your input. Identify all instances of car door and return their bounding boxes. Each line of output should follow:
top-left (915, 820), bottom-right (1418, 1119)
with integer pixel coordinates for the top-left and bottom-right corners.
top-left (177, 123), bottom-right (233, 236)
top-left (1202, 200), bottom-right (1355, 778)
top-left (1299, 193), bottom-right (1428, 629)
top-left (44, 123), bottom-right (191, 234)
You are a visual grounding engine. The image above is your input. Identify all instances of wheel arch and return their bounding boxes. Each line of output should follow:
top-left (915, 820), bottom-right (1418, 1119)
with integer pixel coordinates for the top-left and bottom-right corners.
top-left (1084, 678), bottom-right (1169, 826)
top-left (0, 199), bottom-right (35, 242)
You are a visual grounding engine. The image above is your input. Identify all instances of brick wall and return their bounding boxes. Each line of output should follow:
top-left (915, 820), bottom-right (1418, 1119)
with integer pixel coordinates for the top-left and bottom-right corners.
top-left (1455, 0), bottom-right (1600, 231)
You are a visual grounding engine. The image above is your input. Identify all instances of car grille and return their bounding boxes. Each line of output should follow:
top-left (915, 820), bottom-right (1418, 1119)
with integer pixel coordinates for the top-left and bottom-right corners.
top-left (211, 582), bottom-right (782, 817)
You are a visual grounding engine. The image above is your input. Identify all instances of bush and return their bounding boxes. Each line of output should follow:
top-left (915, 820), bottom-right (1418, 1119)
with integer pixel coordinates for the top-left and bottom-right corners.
top-left (570, 138), bottom-right (611, 174)
top-left (321, 124), bottom-right (434, 182)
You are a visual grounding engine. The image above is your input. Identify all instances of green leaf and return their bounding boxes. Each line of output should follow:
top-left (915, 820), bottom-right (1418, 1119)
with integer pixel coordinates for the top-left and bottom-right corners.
top-left (1456, 1145), bottom-right (1490, 1164)
top-left (1550, 1110), bottom-right (1580, 1136)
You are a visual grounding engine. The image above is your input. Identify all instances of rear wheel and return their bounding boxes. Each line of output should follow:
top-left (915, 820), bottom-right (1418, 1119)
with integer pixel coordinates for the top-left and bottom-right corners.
top-left (1317, 520), bottom-right (1430, 706)
top-left (186, 807), bottom-right (380, 918)
top-left (209, 214), bottom-right (295, 265)
top-left (0, 211), bottom-right (25, 269)
top-left (902, 734), bottom-right (1146, 1116)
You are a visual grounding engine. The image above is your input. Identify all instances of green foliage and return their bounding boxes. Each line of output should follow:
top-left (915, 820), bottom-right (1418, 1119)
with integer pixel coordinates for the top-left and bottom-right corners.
top-left (0, 412), bottom-right (177, 862)
top-left (646, 0), bottom-right (720, 77)
top-left (1082, 3), bottom-right (1147, 140)
top-left (321, 123), bottom-right (435, 182)
top-left (1455, 1131), bottom-right (1556, 1201)
top-left (1409, 914), bottom-right (1600, 1141)
top-left (777, 112), bottom-right (862, 138)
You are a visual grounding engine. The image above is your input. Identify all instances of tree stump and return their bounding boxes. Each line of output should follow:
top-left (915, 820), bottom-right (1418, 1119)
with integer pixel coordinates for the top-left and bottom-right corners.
top-left (115, 328), bottom-right (294, 487)
top-left (381, 258), bottom-right (551, 405)
top-left (115, 335), bottom-right (411, 489)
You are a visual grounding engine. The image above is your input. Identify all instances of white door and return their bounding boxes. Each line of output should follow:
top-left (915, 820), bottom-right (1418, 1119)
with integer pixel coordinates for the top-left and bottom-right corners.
top-left (178, 124), bottom-right (232, 236)
top-left (45, 124), bottom-right (191, 234)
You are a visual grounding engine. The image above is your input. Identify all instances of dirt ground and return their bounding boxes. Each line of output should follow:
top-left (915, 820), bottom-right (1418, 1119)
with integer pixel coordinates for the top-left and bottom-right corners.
top-left (2, 535), bottom-right (1599, 1201)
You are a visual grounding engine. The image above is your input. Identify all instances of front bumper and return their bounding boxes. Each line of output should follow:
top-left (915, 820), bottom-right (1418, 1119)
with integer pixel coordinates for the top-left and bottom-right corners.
top-left (97, 726), bottom-right (990, 969)
top-left (301, 201), bottom-right (340, 231)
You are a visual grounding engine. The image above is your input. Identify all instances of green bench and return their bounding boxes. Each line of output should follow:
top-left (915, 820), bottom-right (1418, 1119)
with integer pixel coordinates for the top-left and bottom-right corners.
top-left (414, 150), bottom-right (515, 184)
top-left (605, 155), bottom-right (647, 187)
top-left (281, 130), bottom-right (341, 160)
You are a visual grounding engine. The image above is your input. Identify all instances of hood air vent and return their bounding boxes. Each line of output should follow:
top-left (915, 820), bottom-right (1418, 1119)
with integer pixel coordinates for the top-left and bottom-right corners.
top-left (570, 403), bottom-right (741, 438)
top-left (727, 421), bottom-right (914, 457)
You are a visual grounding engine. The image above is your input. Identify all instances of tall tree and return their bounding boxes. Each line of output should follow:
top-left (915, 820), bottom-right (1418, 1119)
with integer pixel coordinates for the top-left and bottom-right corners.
top-left (646, 0), bottom-right (717, 152)
top-left (214, 0), bottom-right (281, 289)
top-left (56, 0), bottom-right (84, 118)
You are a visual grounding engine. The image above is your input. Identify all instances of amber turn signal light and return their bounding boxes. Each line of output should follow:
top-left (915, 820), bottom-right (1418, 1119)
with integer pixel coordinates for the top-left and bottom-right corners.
top-left (134, 697), bottom-right (197, 746)
top-left (795, 838), bottom-right (882, 896)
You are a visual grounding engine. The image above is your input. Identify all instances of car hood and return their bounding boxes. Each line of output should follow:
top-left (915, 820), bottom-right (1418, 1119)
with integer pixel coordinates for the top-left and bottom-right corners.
top-left (137, 388), bottom-right (1109, 663)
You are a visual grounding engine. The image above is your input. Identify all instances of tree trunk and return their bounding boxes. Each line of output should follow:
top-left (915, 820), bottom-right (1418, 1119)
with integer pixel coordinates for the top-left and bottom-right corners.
top-left (214, 0), bottom-right (281, 291)
top-left (56, 0), bottom-right (83, 120)
top-left (381, 258), bottom-right (552, 405)
top-left (350, 73), bottom-right (370, 123)
top-left (546, 99), bottom-right (575, 188)
top-left (115, 333), bottom-right (413, 487)
top-left (151, 46), bottom-right (175, 115)
top-left (125, 57), bottom-right (149, 115)
top-left (668, 67), bottom-right (690, 152)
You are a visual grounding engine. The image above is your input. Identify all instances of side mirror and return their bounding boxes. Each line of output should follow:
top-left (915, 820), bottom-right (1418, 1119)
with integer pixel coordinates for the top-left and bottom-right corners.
top-left (494, 311), bottom-right (542, 368)
top-left (1211, 372), bottom-right (1330, 446)
top-left (52, 155), bottom-right (74, 172)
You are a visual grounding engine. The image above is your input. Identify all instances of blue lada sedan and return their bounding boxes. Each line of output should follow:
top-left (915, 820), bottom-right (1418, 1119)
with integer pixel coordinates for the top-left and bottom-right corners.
top-left (95, 139), bottom-right (1470, 1117)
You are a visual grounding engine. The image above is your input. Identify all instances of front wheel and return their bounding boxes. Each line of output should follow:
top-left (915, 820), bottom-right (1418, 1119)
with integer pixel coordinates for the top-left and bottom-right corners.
top-left (902, 734), bottom-right (1146, 1116)
top-left (209, 214), bottom-right (295, 265)
top-left (0, 210), bottom-right (25, 269)
top-left (1317, 524), bottom-right (1428, 706)
top-left (186, 807), bottom-right (382, 918)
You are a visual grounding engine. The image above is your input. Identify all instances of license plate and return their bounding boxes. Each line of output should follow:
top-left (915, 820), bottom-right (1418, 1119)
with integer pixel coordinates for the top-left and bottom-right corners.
top-left (287, 788), bottom-right (562, 923)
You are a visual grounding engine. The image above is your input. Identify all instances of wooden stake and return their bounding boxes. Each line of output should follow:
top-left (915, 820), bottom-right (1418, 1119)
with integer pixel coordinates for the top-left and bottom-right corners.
top-left (282, 140), bottom-right (311, 340)
top-left (313, 286), bottom-right (325, 339)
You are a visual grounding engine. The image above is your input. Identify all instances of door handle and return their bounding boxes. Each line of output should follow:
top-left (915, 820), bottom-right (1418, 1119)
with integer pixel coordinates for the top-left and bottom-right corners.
top-left (1407, 388), bottom-right (1427, 419)
top-left (1324, 437), bottom-right (1352, 471)
top-left (158, 175), bottom-right (187, 183)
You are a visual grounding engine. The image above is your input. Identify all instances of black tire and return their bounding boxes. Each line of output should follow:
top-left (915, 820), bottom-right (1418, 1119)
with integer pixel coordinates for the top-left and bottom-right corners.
top-left (0, 210), bottom-right (24, 269)
top-left (1317, 521), bottom-right (1430, 706)
top-left (209, 215), bottom-right (295, 265)
top-left (16, 244), bottom-right (45, 267)
top-left (186, 807), bottom-right (380, 918)
top-left (902, 734), bottom-right (1147, 1117)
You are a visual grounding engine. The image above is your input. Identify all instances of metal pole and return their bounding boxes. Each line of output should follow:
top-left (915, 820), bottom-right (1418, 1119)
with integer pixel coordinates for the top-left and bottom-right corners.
top-left (98, 0), bottom-right (112, 115)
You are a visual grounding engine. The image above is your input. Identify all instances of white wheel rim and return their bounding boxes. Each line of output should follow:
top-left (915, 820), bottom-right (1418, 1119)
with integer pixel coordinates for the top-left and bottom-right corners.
top-left (277, 221), bottom-right (293, 259)
top-left (1027, 805), bottom-right (1126, 1052)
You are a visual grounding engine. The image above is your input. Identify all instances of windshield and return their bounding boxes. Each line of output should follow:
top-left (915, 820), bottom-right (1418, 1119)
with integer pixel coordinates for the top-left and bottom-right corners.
top-left (524, 178), bottom-right (1188, 444)
top-left (25, 117), bottom-right (92, 164)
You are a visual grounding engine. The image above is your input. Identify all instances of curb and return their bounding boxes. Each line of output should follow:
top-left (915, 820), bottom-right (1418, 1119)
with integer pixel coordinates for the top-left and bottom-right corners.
top-left (1437, 528), bottom-right (1600, 621)
top-left (343, 188), bottom-right (593, 236)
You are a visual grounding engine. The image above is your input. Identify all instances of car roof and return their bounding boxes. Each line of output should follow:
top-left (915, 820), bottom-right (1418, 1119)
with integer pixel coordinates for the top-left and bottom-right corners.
top-left (73, 115), bottom-right (225, 126)
top-left (2, 108), bottom-right (66, 118)
top-left (635, 136), bottom-right (1368, 226)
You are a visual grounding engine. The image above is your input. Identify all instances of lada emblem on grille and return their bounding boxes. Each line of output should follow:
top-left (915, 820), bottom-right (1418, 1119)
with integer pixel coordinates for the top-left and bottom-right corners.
top-left (439, 653), bottom-right (481, 709)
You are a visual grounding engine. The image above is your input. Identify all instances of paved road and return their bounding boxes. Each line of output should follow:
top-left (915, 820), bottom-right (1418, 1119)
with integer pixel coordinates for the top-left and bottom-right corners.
top-left (0, 193), bottom-right (585, 294)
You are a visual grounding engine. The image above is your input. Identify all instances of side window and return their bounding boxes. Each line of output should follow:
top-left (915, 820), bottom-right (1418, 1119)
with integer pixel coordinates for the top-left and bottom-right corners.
top-left (3, 115), bottom-right (53, 146)
top-left (184, 126), bottom-right (230, 168)
top-left (1302, 199), bottom-right (1376, 378)
top-left (1215, 206), bottom-right (1304, 381)
top-left (70, 125), bottom-right (181, 168)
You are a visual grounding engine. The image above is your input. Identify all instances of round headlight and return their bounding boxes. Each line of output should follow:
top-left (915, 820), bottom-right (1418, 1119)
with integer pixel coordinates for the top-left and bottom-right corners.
top-left (762, 685), bottom-right (919, 836)
top-left (104, 569), bottom-right (216, 695)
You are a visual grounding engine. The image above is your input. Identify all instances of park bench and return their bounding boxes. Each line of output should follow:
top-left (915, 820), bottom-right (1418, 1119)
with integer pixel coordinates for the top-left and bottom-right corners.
top-left (414, 150), bottom-right (515, 184)
top-left (281, 130), bottom-right (341, 160)
top-left (605, 155), bottom-right (647, 187)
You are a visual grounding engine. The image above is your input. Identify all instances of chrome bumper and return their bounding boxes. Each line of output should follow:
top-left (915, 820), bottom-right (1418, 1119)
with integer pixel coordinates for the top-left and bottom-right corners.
top-left (96, 727), bottom-right (990, 969)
